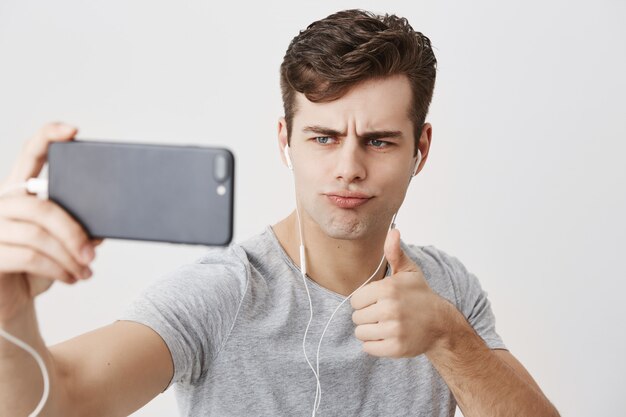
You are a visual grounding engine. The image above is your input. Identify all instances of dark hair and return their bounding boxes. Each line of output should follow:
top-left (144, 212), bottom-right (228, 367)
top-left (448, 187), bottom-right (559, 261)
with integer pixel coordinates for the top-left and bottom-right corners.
top-left (279, 9), bottom-right (437, 156)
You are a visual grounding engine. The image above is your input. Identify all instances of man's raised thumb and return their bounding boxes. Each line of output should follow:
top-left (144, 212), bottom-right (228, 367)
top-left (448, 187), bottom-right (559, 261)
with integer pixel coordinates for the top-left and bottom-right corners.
top-left (384, 228), bottom-right (418, 275)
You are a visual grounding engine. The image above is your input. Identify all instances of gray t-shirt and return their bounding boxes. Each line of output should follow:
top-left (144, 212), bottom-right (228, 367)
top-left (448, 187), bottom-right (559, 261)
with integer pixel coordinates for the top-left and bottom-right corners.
top-left (119, 225), bottom-right (506, 416)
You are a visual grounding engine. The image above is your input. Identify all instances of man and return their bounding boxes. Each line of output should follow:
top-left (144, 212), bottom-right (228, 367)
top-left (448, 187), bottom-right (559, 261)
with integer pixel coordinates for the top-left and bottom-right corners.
top-left (0, 9), bottom-right (559, 417)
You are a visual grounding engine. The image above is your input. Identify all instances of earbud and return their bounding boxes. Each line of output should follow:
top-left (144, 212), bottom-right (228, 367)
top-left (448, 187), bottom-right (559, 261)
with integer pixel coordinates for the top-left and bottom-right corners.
top-left (283, 144), bottom-right (293, 170)
top-left (411, 149), bottom-right (422, 179)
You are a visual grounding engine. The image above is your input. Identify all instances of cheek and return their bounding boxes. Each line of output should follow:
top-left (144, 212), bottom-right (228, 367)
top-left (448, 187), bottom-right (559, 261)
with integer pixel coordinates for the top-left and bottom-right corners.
top-left (292, 164), bottom-right (324, 202)
top-left (378, 164), bottom-right (411, 188)
top-left (295, 158), bottom-right (331, 185)
top-left (376, 169), bottom-right (412, 206)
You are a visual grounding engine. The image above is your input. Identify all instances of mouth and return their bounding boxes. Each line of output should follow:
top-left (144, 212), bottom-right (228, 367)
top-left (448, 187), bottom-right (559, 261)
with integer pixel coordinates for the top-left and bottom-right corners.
top-left (325, 192), bottom-right (373, 209)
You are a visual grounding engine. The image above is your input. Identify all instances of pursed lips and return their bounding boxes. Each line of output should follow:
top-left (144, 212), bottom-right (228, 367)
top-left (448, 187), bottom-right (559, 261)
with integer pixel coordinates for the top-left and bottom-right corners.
top-left (324, 191), bottom-right (373, 209)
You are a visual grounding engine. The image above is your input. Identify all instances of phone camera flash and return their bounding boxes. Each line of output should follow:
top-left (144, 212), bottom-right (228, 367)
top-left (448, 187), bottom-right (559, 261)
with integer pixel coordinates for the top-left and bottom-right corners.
top-left (217, 185), bottom-right (226, 196)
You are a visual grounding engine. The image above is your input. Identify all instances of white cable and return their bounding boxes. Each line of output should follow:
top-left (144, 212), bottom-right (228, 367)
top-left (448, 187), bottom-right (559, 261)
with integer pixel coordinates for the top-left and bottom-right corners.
top-left (311, 212), bottom-right (397, 415)
top-left (293, 203), bottom-right (323, 417)
top-left (291, 181), bottom-right (397, 415)
top-left (285, 146), bottom-right (409, 415)
top-left (0, 327), bottom-right (50, 416)
top-left (0, 180), bottom-right (51, 416)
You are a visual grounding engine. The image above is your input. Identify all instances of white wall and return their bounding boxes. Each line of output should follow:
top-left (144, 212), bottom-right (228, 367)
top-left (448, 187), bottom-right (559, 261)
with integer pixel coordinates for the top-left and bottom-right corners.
top-left (1, 1), bottom-right (624, 416)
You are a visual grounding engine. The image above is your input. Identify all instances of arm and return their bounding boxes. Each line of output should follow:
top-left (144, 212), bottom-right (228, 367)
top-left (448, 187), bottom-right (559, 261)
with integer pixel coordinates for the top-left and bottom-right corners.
top-left (1, 304), bottom-right (173, 416)
top-left (351, 229), bottom-right (560, 417)
top-left (50, 320), bottom-right (173, 416)
top-left (426, 303), bottom-right (560, 417)
top-left (0, 123), bottom-right (173, 416)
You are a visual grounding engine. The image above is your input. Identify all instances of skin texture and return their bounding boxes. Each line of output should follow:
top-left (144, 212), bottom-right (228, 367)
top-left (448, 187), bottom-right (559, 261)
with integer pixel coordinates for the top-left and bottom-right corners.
top-left (273, 74), bottom-right (431, 297)
top-left (272, 75), bottom-right (560, 416)
top-left (0, 124), bottom-right (173, 416)
top-left (0, 75), bottom-right (559, 416)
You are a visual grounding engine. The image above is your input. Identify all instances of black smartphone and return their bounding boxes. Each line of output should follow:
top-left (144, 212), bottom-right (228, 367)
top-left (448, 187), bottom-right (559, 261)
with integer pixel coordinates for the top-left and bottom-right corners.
top-left (48, 140), bottom-right (234, 246)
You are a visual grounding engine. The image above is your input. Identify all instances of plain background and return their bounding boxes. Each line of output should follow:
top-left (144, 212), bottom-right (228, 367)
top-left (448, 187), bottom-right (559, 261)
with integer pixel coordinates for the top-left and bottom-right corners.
top-left (1, 0), bottom-right (624, 416)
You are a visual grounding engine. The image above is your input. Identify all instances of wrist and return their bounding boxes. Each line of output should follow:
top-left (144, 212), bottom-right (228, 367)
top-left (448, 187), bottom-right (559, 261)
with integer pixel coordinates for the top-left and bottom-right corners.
top-left (426, 300), bottom-right (472, 359)
top-left (0, 303), bottom-right (43, 355)
top-left (0, 297), bottom-right (35, 328)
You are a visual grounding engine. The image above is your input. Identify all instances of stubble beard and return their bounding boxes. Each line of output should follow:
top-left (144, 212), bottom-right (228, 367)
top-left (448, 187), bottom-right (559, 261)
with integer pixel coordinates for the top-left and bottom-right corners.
top-left (301, 196), bottom-right (397, 241)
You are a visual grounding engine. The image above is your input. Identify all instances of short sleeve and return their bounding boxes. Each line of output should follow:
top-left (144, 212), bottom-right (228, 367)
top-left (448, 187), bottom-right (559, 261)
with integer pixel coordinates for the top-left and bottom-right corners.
top-left (117, 247), bottom-right (249, 390)
top-left (417, 245), bottom-right (507, 350)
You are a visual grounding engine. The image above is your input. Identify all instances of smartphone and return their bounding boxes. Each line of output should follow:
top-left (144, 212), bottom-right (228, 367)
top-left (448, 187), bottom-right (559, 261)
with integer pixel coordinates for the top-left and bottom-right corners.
top-left (48, 140), bottom-right (234, 246)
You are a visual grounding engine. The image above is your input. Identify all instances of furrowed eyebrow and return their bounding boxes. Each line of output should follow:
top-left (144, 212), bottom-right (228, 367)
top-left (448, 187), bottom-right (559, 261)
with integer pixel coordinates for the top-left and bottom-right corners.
top-left (302, 125), bottom-right (403, 141)
top-left (302, 126), bottom-right (344, 139)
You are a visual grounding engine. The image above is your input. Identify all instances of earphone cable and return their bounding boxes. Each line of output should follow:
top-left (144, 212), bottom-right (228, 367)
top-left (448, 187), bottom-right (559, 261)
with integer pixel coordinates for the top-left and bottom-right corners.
top-left (0, 180), bottom-right (51, 417)
top-left (291, 188), bottom-right (322, 416)
top-left (312, 212), bottom-right (397, 414)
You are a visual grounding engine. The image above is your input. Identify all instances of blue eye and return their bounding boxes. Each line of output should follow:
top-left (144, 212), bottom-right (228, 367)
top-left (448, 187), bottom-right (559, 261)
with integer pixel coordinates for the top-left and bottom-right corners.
top-left (315, 136), bottom-right (332, 144)
top-left (369, 139), bottom-right (388, 148)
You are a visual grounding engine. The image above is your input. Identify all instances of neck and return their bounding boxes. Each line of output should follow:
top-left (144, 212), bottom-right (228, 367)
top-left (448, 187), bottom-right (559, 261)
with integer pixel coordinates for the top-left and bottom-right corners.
top-left (272, 211), bottom-right (391, 297)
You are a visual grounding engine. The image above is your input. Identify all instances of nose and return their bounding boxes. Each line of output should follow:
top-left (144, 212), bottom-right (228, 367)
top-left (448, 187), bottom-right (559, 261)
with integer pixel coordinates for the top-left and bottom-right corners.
top-left (333, 139), bottom-right (366, 184)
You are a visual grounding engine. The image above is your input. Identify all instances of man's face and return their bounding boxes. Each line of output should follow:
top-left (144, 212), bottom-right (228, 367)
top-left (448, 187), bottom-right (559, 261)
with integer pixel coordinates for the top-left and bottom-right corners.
top-left (278, 74), bottom-right (429, 240)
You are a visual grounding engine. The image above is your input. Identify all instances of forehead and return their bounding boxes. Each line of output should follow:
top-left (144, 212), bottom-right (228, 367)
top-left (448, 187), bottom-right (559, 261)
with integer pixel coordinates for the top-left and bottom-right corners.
top-left (293, 74), bottom-right (413, 131)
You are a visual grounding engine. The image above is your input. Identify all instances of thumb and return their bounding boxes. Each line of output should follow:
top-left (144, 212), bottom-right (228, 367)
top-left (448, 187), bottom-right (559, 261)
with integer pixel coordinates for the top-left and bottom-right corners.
top-left (10, 122), bottom-right (77, 183)
top-left (384, 228), bottom-right (418, 275)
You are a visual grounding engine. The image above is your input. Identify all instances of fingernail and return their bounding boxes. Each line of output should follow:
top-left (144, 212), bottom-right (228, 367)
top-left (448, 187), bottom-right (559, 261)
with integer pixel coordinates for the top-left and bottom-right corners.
top-left (82, 267), bottom-right (92, 279)
top-left (81, 245), bottom-right (95, 263)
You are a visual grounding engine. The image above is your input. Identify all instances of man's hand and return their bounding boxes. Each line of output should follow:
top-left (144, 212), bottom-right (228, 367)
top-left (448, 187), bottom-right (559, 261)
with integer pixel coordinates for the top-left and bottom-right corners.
top-left (0, 123), bottom-right (102, 322)
top-left (351, 229), bottom-right (561, 416)
top-left (350, 228), bottom-right (452, 358)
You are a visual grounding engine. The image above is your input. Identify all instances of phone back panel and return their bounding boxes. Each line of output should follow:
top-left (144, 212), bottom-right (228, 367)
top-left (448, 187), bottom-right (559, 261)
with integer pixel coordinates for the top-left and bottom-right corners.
top-left (48, 140), bottom-right (234, 246)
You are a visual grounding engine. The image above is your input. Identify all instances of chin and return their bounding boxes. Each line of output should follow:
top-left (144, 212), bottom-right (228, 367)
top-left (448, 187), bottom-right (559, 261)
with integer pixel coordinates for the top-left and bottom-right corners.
top-left (302, 197), bottom-right (399, 240)
top-left (316, 211), bottom-right (377, 240)
top-left (322, 223), bottom-right (367, 240)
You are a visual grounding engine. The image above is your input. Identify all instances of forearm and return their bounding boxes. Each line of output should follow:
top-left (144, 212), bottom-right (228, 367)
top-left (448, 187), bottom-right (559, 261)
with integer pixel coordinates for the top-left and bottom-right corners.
top-left (0, 303), bottom-right (66, 416)
top-left (426, 304), bottom-right (559, 417)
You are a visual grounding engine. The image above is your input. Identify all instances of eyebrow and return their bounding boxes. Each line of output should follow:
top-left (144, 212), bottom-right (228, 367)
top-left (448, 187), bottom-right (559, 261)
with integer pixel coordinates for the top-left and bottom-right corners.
top-left (302, 125), bottom-right (403, 141)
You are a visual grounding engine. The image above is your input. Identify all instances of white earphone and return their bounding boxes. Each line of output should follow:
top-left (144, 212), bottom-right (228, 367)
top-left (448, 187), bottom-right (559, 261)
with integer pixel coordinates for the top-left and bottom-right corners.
top-left (283, 144), bottom-right (293, 170)
top-left (282, 142), bottom-right (422, 416)
top-left (411, 149), bottom-right (422, 179)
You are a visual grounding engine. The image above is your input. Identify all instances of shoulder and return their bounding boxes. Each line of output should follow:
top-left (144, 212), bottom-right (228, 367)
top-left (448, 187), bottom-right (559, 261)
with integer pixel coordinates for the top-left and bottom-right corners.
top-left (400, 241), bottom-right (483, 309)
top-left (237, 226), bottom-right (292, 280)
top-left (400, 241), bottom-right (506, 349)
top-left (137, 243), bottom-right (251, 306)
top-left (143, 226), bottom-right (283, 302)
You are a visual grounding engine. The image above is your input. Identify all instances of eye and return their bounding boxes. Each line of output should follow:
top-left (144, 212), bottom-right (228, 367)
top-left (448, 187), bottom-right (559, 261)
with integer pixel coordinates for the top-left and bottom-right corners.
top-left (314, 136), bottom-right (335, 145)
top-left (369, 139), bottom-right (389, 148)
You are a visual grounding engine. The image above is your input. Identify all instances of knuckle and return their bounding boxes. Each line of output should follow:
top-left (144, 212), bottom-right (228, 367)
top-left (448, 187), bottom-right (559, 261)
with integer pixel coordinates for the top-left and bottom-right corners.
top-left (390, 281), bottom-right (403, 295)
top-left (354, 326), bottom-right (363, 340)
top-left (25, 223), bottom-right (46, 242)
top-left (385, 299), bottom-right (401, 315)
top-left (22, 248), bottom-right (40, 265)
top-left (382, 285), bottom-right (398, 299)
top-left (381, 306), bottom-right (395, 321)
top-left (71, 233), bottom-right (90, 256)
top-left (63, 273), bottom-right (76, 284)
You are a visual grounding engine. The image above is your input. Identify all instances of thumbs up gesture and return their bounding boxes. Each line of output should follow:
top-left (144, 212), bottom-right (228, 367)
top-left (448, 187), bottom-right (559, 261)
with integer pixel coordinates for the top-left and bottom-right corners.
top-left (350, 228), bottom-right (453, 358)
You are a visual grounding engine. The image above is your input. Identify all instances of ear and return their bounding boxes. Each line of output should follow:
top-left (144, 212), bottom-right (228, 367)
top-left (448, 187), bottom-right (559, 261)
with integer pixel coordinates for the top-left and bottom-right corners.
top-left (278, 116), bottom-right (290, 168)
top-left (414, 122), bottom-right (432, 176)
